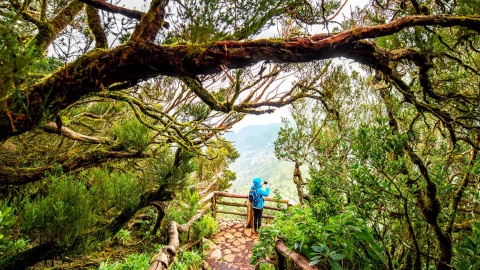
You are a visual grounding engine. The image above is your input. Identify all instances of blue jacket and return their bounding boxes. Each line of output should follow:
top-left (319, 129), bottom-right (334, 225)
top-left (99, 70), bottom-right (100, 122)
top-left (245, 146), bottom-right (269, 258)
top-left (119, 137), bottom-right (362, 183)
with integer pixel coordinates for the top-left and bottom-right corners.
top-left (251, 177), bottom-right (270, 209)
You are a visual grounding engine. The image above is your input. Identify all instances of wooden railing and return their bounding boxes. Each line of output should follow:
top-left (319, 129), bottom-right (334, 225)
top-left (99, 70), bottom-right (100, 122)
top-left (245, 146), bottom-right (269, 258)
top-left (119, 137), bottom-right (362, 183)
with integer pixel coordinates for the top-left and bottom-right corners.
top-left (210, 191), bottom-right (294, 228)
top-left (149, 191), bottom-right (319, 270)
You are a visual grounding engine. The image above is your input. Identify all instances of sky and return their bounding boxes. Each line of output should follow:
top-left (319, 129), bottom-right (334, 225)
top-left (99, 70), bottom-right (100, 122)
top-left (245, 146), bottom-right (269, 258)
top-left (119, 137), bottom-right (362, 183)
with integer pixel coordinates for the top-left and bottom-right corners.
top-left (117, 0), bottom-right (370, 132)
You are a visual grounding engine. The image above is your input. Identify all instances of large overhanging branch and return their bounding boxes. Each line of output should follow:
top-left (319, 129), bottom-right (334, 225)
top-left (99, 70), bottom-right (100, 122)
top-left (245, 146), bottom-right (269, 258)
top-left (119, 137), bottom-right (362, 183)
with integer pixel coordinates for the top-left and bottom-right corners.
top-left (0, 149), bottom-right (148, 185)
top-left (2, 15), bottom-right (479, 141)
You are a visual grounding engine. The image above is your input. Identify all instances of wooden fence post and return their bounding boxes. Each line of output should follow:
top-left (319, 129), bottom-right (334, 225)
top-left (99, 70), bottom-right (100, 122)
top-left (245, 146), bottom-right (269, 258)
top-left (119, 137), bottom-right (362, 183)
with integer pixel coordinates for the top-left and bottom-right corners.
top-left (246, 200), bottom-right (254, 228)
top-left (212, 194), bottom-right (217, 219)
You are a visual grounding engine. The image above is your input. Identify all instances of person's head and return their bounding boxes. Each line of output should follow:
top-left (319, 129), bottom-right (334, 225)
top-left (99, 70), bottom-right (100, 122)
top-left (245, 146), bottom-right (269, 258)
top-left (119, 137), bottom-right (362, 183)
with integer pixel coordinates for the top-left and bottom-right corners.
top-left (253, 177), bottom-right (262, 187)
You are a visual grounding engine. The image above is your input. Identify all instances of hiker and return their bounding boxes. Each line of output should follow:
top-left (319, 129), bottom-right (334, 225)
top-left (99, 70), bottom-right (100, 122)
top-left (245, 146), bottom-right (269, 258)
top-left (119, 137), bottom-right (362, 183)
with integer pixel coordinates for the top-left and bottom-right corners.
top-left (250, 177), bottom-right (270, 234)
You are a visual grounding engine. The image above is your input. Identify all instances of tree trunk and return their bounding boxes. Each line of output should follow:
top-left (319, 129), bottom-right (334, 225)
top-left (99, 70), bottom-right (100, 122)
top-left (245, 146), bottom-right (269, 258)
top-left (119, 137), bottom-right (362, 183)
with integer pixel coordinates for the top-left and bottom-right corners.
top-left (293, 161), bottom-right (305, 205)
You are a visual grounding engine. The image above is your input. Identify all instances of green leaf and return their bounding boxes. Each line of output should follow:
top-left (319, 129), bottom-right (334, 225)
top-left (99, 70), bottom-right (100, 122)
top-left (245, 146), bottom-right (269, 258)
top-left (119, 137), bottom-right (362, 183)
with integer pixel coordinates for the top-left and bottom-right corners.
top-left (354, 228), bottom-right (375, 244)
top-left (330, 252), bottom-right (346, 261)
top-left (312, 244), bottom-right (327, 253)
top-left (330, 259), bottom-right (343, 270)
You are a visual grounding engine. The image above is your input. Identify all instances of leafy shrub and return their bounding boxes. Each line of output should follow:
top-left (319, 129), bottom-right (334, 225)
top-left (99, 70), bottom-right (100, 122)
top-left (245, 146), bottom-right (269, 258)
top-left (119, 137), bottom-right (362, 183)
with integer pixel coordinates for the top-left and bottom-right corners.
top-left (114, 229), bottom-right (132, 245)
top-left (252, 205), bottom-right (386, 269)
top-left (454, 222), bottom-right (480, 270)
top-left (170, 250), bottom-right (202, 270)
top-left (111, 117), bottom-right (152, 151)
top-left (98, 253), bottom-right (150, 270)
top-left (163, 189), bottom-right (200, 226)
top-left (18, 168), bottom-right (148, 256)
top-left (20, 173), bottom-right (92, 251)
top-left (0, 203), bottom-right (29, 261)
top-left (191, 215), bottom-right (218, 241)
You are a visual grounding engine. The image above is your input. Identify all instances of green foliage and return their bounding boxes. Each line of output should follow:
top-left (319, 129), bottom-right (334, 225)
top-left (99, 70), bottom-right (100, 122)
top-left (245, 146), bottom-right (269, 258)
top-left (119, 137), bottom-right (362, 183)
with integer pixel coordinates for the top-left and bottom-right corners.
top-left (87, 101), bottom-right (114, 116)
top-left (111, 117), bottom-right (152, 151)
top-left (20, 173), bottom-right (92, 250)
top-left (257, 263), bottom-right (275, 270)
top-left (275, 206), bottom-right (385, 269)
top-left (250, 226), bottom-right (279, 266)
top-left (0, 17), bottom-right (61, 127)
top-left (197, 138), bottom-right (239, 191)
top-left (274, 99), bottom-right (322, 163)
top-left (191, 215), bottom-right (218, 241)
top-left (114, 229), bottom-right (132, 245)
top-left (147, 147), bottom-right (196, 193)
top-left (0, 202), bottom-right (29, 260)
top-left (0, 20), bottom-right (34, 98)
top-left (86, 167), bottom-right (148, 213)
top-left (164, 189), bottom-right (201, 225)
top-left (98, 253), bottom-right (150, 270)
top-left (0, 203), bottom-right (14, 244)
top-left (170, 250), bottom-right (202, 270)
top-left (454, 222), bottom-right (480, 270)
top-left (166, 0), bottom-right (284, 43)
top-left (18, 167), bottom-right (148, 253)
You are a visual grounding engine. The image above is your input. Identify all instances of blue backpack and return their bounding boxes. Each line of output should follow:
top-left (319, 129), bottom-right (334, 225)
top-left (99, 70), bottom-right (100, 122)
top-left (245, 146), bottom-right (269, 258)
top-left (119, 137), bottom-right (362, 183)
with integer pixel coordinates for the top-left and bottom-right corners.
top-left (249, 188), bottom-right (261, 206)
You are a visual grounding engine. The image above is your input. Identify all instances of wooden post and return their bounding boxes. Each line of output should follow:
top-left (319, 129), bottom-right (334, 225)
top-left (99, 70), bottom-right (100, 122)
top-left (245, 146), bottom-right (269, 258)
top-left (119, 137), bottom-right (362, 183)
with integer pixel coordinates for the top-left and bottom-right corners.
top-left (246, 200), bottom-right (254, 228)
top-left (212, 194), bottom-right (217, 219)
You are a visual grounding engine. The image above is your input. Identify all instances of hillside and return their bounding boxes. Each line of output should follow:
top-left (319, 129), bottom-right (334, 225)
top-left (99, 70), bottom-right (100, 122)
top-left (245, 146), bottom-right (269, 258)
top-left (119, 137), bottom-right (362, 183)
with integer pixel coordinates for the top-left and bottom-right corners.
top-left (225, 123), bottom-right (301, 202)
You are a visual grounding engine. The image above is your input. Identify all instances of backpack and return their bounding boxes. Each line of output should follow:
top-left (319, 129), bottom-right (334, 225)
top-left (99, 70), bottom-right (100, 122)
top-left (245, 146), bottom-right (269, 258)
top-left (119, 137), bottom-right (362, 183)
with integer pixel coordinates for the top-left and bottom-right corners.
top-left (249, 188), bottom-right (261, 206)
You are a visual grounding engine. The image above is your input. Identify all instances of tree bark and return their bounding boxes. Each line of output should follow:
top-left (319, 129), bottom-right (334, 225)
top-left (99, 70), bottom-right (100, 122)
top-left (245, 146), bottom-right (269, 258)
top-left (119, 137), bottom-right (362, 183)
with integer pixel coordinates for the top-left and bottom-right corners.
top-left (148, 203), bottom-right (211, 269)
top-left (293, 161), bottom-right (305, 205)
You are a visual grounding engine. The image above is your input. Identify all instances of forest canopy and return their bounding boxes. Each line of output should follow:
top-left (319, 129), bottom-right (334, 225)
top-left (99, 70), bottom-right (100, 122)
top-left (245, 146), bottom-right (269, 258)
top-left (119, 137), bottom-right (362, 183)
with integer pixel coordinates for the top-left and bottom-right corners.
top-left (0, 0), bottom-right (479, 269)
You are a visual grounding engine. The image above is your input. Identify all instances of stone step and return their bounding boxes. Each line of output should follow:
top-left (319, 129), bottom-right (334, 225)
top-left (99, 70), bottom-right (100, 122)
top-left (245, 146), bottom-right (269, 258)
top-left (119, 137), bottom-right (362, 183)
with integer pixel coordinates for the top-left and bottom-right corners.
top-left (206, 220), bottom-right (259, 270)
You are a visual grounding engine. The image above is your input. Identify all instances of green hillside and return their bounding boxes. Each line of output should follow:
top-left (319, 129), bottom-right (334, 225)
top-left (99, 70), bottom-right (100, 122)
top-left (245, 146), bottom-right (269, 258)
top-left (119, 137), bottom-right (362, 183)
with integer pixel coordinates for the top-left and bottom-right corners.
top-left (225, 123), bottom-right (304, 202)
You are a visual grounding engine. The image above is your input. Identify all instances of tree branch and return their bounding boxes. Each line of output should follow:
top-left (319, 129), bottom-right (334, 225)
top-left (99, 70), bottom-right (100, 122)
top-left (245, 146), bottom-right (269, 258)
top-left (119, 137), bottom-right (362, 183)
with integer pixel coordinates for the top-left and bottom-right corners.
top-left (41, 122), bottom-right (113, 144)
top-left (0, 149), bottom-right (148, 185)
top-left (79, 0), bottom-right (144, 19)
top-left (130, 0), bottom-right (169, 43)
top-left (2, 15), bottom-right (480, 140)
top-left (148, 202), bottom-right (211, 269)
top-left (86, 5), bottom-right (108, 49)
top-left (27, 0), bottom-right (84, 54)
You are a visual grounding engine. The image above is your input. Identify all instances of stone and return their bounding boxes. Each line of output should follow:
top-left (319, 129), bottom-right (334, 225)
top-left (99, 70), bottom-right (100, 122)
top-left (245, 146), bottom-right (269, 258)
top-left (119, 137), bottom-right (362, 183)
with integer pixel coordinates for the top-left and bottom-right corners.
top-left (210, 249), bottom-right (222, 261)
top-left (233, 223), bottom-right (243, 229)
top-left (223, 249), bottom-right (232, 255)
top-left (203, 238), bottom-right (216, 251)
top-left (216, 236), bottom-right (225, 243)
top-left (224, 233), bottom-right (235, 239)
top-left (224, 254), bottom-right (236, 263)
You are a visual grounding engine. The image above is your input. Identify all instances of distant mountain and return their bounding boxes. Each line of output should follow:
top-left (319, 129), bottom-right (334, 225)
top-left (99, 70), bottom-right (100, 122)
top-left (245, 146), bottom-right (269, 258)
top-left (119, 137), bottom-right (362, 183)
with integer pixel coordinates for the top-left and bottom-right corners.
top-left (225, 123), bottom-right (300, 202)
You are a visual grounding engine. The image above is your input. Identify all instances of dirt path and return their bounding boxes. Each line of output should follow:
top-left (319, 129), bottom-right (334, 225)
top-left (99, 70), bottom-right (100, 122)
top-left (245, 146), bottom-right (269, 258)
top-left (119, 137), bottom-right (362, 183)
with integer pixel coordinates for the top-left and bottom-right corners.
top-left (205, 219), bottom-right (258, 270)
